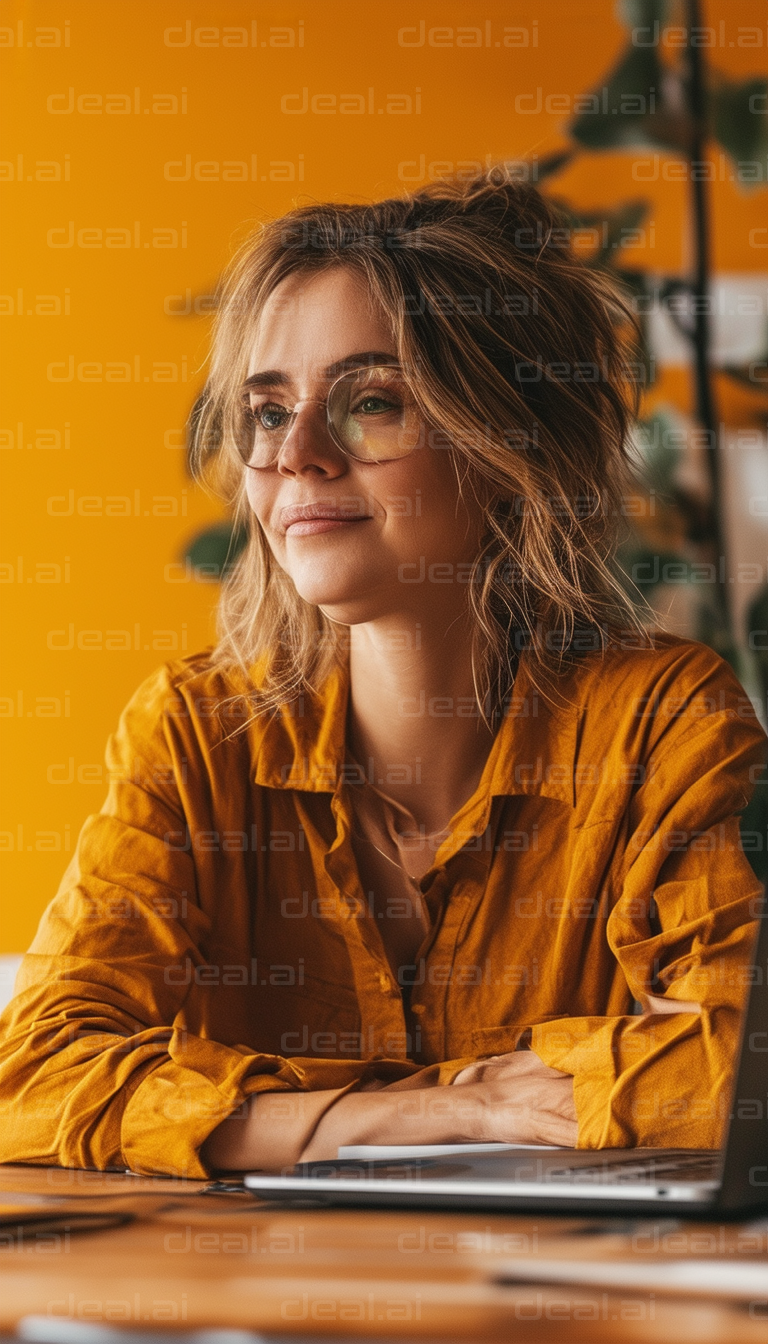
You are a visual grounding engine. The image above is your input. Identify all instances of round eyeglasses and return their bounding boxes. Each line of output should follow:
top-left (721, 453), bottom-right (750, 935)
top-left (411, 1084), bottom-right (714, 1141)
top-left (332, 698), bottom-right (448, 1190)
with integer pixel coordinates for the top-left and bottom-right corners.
top-left (238, 364), bottom-right (423, 468)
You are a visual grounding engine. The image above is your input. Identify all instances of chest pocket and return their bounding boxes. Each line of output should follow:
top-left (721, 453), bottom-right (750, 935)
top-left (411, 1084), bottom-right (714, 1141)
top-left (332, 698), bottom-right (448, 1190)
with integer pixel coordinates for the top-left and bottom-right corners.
top-left (460, 1017), bottom-right (568, 1058)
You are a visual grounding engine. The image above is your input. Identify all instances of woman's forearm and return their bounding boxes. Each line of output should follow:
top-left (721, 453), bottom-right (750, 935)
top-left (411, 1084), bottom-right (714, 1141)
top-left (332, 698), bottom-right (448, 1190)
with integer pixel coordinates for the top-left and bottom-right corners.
top-left (202, 1083), bottom-right (484, 1172)
top-left (200, 1052), bottom-right (576, 1173)
top-left (299, 1083), bottom-right (484, 1161)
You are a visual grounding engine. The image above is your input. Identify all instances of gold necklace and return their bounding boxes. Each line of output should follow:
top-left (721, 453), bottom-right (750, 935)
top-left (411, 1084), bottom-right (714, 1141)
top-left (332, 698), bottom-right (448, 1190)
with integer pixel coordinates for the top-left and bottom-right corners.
top-left (344, 780), bottom-right (438, 890)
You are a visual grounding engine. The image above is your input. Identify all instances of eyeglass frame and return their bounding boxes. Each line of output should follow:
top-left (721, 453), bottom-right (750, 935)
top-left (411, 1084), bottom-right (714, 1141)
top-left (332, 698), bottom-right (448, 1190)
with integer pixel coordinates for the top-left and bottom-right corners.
top-left (237, 362), bottom-right (423, 469)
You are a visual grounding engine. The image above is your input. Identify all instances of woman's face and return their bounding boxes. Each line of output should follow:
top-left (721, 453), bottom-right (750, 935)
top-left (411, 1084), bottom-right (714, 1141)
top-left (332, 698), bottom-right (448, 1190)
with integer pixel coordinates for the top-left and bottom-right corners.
top-left (243, 266), bottom-right (489, 626)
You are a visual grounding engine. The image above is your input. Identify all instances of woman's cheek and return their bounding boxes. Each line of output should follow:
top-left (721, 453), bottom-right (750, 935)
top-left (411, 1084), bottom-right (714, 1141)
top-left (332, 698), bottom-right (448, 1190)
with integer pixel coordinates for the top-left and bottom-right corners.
top-left (244, 478), bottom-right (279, 542)
top-left (244, 473), bottom-right (262, 516)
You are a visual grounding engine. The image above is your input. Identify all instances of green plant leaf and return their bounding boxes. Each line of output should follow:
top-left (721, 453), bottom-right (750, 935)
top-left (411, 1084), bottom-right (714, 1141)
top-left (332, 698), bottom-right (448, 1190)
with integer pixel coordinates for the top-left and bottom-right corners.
top-left (710, 76), bottom-right (768, 167)
top-left (548, 198), bottom-right (650, 268)
top-left (737, 777), bottom-right (767, 886)
top-left (535, 150), bottom-right (576, 181)
top-left (569, 41), bottom-right (693, 154)
top-left (570, 44), bottom-right (658, 149)
top-left (595, 200), bottom-right (649, 263)
top-left (616, 0), bottom-right (669, 30)
top-left (696, 594), bottom-right (742, 672)
top-left (747, 585), bottom-right (768, 710)
top-left (631, 411), bottom-right (686, 492)
top-left (615, 543), bottom-right (688, 592)
top-left (184, 522), bottom-right (247, 581)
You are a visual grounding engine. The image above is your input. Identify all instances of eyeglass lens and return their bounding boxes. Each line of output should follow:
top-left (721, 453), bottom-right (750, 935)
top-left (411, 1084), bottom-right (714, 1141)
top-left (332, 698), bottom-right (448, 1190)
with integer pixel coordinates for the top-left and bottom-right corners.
top-left (240, 365), bottom-right (422, 466)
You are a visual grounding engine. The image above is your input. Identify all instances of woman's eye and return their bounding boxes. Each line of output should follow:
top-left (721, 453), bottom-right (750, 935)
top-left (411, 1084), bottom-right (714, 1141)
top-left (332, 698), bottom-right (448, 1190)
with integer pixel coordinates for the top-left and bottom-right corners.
top-left (253, 402), bottom-right (289, 430)
top-left (354, 394), bottom-right (401, 416)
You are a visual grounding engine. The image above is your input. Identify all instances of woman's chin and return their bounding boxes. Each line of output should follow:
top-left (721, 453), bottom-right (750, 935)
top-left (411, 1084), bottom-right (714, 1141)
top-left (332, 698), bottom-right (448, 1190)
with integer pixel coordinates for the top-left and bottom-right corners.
top-left (295, 585), bottom-right (387, 626)
top-left (287, 559), bottom-right (379, 608)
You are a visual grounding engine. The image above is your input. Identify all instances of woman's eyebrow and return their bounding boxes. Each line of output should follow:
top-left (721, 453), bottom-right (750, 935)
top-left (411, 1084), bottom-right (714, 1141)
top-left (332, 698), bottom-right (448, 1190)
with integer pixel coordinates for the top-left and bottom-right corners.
top-left (241, 370), bottom-right (289, 391)
top-left (323, 350), bottom-right (399, 378)
top-left (241, 351), bottom-right (398, 393)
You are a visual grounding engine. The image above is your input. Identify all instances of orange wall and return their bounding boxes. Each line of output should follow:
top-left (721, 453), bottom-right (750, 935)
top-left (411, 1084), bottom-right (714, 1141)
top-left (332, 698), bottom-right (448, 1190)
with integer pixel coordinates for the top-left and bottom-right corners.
top-left (1, 0), bottom-right (767, 950)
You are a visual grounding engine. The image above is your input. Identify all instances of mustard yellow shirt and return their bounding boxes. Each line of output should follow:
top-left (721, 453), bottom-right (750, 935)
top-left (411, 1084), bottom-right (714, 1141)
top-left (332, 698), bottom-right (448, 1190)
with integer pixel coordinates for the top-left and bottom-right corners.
top-left (0, 634), bottom-right (764, 1176)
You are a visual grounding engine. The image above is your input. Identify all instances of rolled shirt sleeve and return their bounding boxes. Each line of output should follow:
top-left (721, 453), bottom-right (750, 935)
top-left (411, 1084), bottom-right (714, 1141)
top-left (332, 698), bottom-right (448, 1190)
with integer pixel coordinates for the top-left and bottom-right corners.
top-left (532, 692), bottom-right (765, 1148)
top-left (0, 666), bottom-right (423, 1177)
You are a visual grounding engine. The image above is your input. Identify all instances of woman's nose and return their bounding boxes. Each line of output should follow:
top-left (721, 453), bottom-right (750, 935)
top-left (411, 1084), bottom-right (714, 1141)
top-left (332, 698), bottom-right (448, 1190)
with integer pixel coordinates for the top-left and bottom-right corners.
top-left (275, 400), bottom-right (347, 477)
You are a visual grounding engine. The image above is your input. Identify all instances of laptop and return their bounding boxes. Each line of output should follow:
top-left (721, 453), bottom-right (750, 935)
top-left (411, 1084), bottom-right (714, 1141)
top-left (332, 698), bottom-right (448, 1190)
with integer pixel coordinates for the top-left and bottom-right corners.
top-left (245, 894), bottom-right (768, 1217)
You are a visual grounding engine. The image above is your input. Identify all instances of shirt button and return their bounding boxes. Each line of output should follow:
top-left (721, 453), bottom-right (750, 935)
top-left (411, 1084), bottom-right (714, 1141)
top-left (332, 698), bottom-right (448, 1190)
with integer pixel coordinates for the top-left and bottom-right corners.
top-left (378, 972), bottom-right (392, 992)
top-left (411, 1003), bottom-right (426, 1014)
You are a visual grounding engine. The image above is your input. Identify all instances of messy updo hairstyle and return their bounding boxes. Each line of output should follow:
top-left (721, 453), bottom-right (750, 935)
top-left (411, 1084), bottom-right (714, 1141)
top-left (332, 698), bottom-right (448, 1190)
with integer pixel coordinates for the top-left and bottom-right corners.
top-left (192, 168), bottom-right (648, 727)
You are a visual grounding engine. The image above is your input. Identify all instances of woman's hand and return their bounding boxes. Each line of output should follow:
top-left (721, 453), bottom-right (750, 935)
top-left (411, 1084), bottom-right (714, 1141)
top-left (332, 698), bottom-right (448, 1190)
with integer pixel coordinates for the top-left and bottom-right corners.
top-left (299, 1049), bottom-right (577, 1162)
top-left (452, 1050), bottom-right (578, 1148)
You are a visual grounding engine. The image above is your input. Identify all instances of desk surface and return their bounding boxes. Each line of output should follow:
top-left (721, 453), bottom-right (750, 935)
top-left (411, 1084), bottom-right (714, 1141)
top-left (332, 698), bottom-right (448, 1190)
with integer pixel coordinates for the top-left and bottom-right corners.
top-left (0, 1166), bottom-right (766, 1342)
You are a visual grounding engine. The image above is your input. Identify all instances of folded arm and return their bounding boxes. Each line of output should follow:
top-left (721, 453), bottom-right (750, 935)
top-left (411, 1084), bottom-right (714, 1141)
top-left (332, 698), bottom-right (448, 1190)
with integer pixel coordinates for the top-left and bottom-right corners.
top-left (202, 1051), bottom-right (578, 1170)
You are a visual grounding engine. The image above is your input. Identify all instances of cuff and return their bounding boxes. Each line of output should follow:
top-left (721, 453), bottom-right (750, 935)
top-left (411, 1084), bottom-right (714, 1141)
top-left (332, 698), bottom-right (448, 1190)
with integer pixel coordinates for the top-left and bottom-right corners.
top-left (531, 1017), bottom-right (622, 1148)
top-left (120, 1035), bottom-right (429, 1177)
top-left (120, 1030), bottom-right (326, 1177)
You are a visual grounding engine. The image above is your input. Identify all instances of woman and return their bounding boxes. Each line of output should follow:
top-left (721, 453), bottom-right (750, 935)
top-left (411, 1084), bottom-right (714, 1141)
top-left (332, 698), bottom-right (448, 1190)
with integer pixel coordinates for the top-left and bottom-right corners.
top-left (0, 174), bottom-right (764, 1177)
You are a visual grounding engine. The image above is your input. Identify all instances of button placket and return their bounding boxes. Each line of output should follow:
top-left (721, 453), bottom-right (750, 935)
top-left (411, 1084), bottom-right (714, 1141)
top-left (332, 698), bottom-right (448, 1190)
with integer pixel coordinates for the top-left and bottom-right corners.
top-left (414, 804), bottom-right (504, 1062)
top-left (323, 787), bottom-right (410, 1057)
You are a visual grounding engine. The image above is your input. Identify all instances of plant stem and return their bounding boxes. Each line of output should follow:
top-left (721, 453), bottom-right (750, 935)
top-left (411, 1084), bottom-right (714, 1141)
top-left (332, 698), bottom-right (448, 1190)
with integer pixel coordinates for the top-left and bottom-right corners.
top-left (684, 0), bottom-right (731, 639)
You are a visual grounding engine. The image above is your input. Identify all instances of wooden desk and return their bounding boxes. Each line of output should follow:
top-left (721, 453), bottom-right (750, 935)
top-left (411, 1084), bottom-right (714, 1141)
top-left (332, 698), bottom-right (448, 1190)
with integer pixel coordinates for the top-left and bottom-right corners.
top-left (0, 1166), bottom-right (766, 1341)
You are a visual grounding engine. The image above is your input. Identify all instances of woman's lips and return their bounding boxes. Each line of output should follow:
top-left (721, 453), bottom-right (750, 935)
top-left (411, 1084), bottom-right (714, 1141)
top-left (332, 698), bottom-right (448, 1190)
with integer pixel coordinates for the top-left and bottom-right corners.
top-left (285, 517), bottom-right (371, 536)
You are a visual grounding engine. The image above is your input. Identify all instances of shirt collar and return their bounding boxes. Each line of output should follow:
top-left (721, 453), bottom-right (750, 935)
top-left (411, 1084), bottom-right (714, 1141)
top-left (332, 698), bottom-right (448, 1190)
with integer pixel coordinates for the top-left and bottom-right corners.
top-left (252, 651), bottom-right (580, 809)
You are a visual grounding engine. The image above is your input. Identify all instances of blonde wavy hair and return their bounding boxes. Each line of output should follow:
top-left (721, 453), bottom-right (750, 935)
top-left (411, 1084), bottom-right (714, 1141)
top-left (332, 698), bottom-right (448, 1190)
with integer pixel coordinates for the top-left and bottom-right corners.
top-left (192, 170), bottom-right (649, 729)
